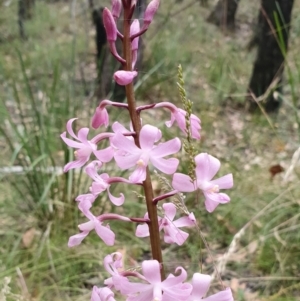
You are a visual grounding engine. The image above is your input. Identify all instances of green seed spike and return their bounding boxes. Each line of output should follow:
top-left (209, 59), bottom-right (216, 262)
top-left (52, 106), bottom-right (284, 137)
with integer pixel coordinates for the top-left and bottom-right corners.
top-left (177, 64), bottom-right (196, 181)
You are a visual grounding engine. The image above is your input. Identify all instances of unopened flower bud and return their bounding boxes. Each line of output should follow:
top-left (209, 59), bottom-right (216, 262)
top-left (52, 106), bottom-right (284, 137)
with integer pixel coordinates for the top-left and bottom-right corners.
top-left (111, 0), bottom-right (122, 19)
top-left (130, 19), bottom-right (140, 68)
top-left (142, 0), bottom-right (160, 31)
top-left (130, 19), bottom-right (140, 51)
top-left (103, 8), bottom-right (117, 42)
top-left (114, 70), bottom-right (138, 85)
top-left (103, 8), bottom-right (126, 63)
top-left (91, 106), bottom-right (109, 129)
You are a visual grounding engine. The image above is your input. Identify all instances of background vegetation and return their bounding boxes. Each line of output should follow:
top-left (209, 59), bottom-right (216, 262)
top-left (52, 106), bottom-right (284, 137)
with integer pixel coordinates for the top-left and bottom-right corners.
top-left (1, 0), bottom-right (300, 300)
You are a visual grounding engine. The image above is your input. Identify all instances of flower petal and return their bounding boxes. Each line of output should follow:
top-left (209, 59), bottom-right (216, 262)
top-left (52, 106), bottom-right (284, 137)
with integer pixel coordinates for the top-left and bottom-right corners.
top-left (112, 121), bottom-right (130, 134)
top-left (163, 266), bottom-right (187, 287)
top-left (111, 133), bottom-right (140, 154)
top-left (204, 199), bottom-right (219, 213)
top-left (163, 203), bottom-right (177, 221)
top-left (129, 166), bottom-right (147, 183)
top-left (136, 223), bottom-right (150, 237)
top-left (107, 188), bottom-right (125, 206)
top-left (139, 125), bottom-right (161, 151)
top-left (64, 158), bottom-right (88, 172)
top-left (173, 215), bottom-right (195, 228)
top-left (114, 151), bottom-right (141, 170)
top-left (150, 157), bottom-right (179, 175)
top-left (60, 132), bottom-right (83, 148)
top-left (66, 118), bottom-right (78, 139)
top-left (94, 146), bottom-right (115, 163)
top-left (195, 153), bottom-right (220, 181)
top-left (204, 192), bottom-right (230, 212)
top-left (203, 288), bottom-right (234, 301)
top-left (91, 286), bottom-right (116, 301)
top-left (142, 260), bottom-right (161, 284)
top-left (94, 223), bottom-right (115, 246)
top-left (68, 232), bottom-right (89, 247)
top-left (191, 273), bottom-right (211, 299)
top-left (151, 138), bottom-right (181, 158)
top-left (172, 173), bottom-right (195, 192)
top-left (210, 174), bottom-right (233, 190)
top-left (77, 127), bottom-right (90, 145)
top-left (205, 192), bottom-right (230, 204)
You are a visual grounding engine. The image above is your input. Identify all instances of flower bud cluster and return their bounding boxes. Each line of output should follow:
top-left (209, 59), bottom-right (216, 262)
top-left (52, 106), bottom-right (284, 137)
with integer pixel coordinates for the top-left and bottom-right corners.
top-left (61, 1), bottom-right (234, 300)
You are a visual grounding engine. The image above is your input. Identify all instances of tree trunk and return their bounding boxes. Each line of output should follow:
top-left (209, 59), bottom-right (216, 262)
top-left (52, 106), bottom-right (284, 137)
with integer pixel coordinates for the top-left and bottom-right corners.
top-left (91, 7), bottom-right (107, 92)
top-left (247, 0), bottom-right (294, 113)
top-left (207, 0), bottom-right (240, 31)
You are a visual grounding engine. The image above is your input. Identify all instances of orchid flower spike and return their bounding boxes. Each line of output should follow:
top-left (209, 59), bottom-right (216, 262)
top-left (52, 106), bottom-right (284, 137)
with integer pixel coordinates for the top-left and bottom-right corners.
top-left (112, 124), bottom-right (181, 183)
top-left (172, 153), bottom-right (233, 212)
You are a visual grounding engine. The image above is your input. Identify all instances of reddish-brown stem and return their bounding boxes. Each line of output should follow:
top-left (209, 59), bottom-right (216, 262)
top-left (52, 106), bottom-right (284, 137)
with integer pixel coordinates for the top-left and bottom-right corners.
top-left (122, 4), bottom-right (165, 280)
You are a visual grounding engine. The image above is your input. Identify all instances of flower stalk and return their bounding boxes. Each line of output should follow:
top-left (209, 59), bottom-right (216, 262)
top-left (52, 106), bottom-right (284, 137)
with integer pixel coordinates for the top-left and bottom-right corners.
top-left (122, 2), bottom-right (165, 279)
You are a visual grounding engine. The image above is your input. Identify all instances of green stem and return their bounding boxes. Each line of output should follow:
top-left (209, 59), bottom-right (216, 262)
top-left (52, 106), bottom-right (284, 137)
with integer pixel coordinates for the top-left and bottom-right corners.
top-left (122, 5), bottom-right (165, 280)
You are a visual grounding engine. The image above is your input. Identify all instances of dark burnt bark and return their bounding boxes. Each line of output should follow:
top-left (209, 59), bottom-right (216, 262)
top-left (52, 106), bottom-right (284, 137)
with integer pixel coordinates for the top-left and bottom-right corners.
top-left (91, 7), bottom-right (107, 87)
top-left (247, 0), bottom-right (294, 113)
top-left (207, 0), bottom-right (240, 30)
top-left (18, 0), bottom-right (34, 39)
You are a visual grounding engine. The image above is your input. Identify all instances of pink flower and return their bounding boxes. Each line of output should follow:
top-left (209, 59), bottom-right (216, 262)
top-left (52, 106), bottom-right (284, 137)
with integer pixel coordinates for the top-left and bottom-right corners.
top-left (114, 70), bottom-right (138, 86)
top-left (124, 260), bottom-right (192, 301)
top-left (91, 100), bottom-right (129, 129)
top-left (172, 153), bottom-right (233, 213)
top-left (68, 201), bottom-right (116, 247)
top-left (188, 273), bottom-right (234, 301)
top-left (112, 124), bottom-right (181, 183)
top-left (136, 203), bottom-right (195, 245)
top-left (68, 202), bottom-right (132, 247)
top-left (61, 118), bottom-right (97, 172)
top-left (91, 286), bottom-right (116, 301)
top-left (91, 106), bottom-right (109, 129)
top-left (152, 102), bottom-right (201, 140)
top-left (103, 252), bottom-right (130, 293)
top-left (61, 118), bottom-right (114, 172)
top-left (75, 193), bottom-right (96, 207)
top-left (85, 160), bottom-right (134, 206)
